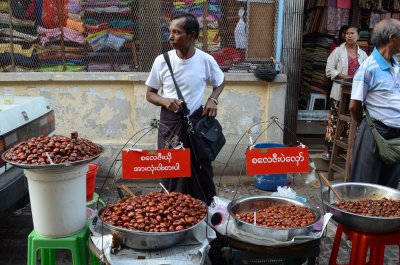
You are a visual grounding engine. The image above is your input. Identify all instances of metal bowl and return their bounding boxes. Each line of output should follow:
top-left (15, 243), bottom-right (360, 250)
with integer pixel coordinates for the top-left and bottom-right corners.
top-left (322, 182), bottom-right (400, 233)
top-left (227, 196), bottom-right (321, 242)
top-left (98, 206), bottom-right (207, 250)
top-left (1, 144), bottom-right (103, 169)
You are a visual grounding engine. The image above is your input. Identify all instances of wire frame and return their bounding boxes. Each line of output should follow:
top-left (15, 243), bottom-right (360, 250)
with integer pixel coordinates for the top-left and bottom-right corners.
top-left (0, 0), bottom-right (279, 73)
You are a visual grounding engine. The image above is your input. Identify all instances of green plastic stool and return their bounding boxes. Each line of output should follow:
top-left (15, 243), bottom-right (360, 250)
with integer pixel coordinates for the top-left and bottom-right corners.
top-left (90, 252), bottom-right (101, 265)
top-left (86, 193), bottom-right (104, 264)
top-left (86, 192), bottom-right (105, 208)
top-left (27, 222), bottom-right (89, 265)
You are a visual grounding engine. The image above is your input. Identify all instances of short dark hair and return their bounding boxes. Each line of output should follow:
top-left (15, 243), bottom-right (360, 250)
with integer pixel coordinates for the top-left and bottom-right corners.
top-left (371, 18), bottom-right (400, 48)
top-left (339, 25), bottom-right (349, 35)
top-left (171, 13), bottom-right (200, 38)
top-left (338, 25), bottom-right (349, 44)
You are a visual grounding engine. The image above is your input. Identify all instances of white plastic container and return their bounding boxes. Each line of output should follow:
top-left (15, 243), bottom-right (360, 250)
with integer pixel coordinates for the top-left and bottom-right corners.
top-left (24, 164), bottom-right (87, 238)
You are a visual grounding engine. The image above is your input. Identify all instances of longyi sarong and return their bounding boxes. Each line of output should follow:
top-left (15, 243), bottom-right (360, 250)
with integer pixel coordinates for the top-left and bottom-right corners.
top-left (158, 106), bottom-right (216, 205)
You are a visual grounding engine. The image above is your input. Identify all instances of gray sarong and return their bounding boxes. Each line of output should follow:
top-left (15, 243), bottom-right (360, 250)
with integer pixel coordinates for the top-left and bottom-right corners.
top-left (350, 118), bottom-right (400, 188)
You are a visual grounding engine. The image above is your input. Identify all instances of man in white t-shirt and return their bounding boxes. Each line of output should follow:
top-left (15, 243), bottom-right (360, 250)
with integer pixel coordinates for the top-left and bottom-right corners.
top-left (145, 13), bottom-right (225, 205)
top-left (349, 18), bottom-right (400, 188)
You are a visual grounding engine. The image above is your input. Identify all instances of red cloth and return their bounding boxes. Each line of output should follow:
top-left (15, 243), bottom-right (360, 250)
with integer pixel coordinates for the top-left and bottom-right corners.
top-left (25, 0), bottom-right (36, 21)
top-left (42, 0), bottom-right (68, 29)
top-left (347, 56), bottom-right (359, 77)
top-left (337, 0), bottom-right (351, 9)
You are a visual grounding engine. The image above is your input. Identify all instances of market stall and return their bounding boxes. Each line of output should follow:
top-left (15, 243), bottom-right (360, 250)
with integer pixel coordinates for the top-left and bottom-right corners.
top-left (76, 118), bottom-right (332, 265)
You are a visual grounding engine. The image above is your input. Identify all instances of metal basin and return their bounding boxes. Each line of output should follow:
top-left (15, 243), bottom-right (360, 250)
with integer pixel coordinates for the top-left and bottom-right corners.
top-left (228, 196), bottom-right (321, 242)
top-left (2, 144), bottom-right (104, 169)
top-left (98, 207), bottom-right (206, 250)
top-left (322, 182), bottom-right (400, 233)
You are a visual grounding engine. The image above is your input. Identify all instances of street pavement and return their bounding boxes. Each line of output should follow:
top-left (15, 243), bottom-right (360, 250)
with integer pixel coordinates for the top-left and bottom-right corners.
top-left (1, 156), bottom-right (399, 264)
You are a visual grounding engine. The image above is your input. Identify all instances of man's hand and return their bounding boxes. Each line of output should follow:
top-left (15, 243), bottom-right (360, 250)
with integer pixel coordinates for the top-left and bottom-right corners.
top-left (163, 98), bottom-right (182, 113)
top-left (146, 87), bottom-right (182, 113)
top-left (203, 98), bottom-right (217, 117)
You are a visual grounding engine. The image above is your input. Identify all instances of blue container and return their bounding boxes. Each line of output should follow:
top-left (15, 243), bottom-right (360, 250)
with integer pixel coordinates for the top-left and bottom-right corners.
top-left (253, 143), bottom-right (287, 191)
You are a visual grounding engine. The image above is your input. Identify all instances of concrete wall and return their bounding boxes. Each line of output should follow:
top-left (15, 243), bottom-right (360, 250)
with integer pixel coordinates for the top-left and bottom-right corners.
top-left (0, 72), bottom-right (287, 177)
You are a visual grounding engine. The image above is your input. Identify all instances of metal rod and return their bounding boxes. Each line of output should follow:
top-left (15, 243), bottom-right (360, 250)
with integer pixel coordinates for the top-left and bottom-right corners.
top-left (159, 183), bottom-right (170, 195)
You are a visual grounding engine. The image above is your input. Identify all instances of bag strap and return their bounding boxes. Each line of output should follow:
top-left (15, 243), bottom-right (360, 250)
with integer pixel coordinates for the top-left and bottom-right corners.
top-left (364, 105), bottom-right (377, 129)
top-left (163, 52), bottom-right (190, 116)
top-left (364, 105), bottom-right (385, 141)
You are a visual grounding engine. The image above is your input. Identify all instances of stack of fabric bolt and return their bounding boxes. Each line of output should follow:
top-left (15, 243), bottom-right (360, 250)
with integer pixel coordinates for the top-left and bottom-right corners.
top-left (300, 36), bottom-right (333, 109)
top-left (82, 0), bottom-right (134, 72)
top-left (36, 0), bottom-right (86, 72)
top-left (171, 0), bottom-right (221, 52)
top-left (0, 0), bottom-right (38, 72)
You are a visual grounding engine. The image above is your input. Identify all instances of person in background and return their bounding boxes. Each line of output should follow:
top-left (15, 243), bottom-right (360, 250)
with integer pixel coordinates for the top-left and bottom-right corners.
top-left (234, 7), bottom-right (247, 50)
top-left (145, 13), bottom-right (225, 205)
top-left (330, 25), bottom-right (349, 53)
top-left (349, 18), bottom-right (400, 188)
top-left (322, 26), bottom-right (368, 161)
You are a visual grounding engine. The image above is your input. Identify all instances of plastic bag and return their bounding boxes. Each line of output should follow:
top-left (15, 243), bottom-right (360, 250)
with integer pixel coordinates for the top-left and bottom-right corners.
top-left (271, 186), bottom-right (307, 202)
top-left (271, 186), bottom-right (297, 199)
top-left (305, 161), bottom-right (318, 185)
top-left (207, 196), bottom-right (231, 233)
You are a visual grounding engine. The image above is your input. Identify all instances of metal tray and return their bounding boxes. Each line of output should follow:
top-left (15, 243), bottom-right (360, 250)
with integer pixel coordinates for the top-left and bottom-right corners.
top-left (98, 204), bottom-right (207, 250)
top-left (1, 144), bottom-right (104, 169)
top-left (322, 182), bottom-right (400, 233)
top-left (228, 195), bottom-right (321, 242)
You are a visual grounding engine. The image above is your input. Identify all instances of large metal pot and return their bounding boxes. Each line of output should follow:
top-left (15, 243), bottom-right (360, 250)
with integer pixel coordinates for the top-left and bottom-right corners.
top-left (227, 196), bottom-right (321, 241)
top-left (98, 207), bottom-right (206, 250)
top-left (322, 182), bottom-right (400, 233)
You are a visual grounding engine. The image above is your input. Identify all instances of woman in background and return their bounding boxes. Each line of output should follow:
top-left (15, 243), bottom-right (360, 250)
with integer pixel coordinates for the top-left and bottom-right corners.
top-left (322, 26), bottom-right (368, 161)
top-left (330, 25), bottom-right (349, 52)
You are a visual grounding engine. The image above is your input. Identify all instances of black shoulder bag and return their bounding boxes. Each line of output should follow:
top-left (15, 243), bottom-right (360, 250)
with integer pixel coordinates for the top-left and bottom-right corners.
top-left (163, 52), bottom-right (226, 161)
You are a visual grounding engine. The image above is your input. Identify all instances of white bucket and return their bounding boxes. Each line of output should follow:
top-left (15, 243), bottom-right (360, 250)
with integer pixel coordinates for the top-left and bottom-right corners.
top-left (24, 164), bottom-right (87, 238)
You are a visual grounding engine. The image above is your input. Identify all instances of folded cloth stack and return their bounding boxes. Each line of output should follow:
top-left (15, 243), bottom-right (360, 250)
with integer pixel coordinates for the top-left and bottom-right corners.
top-left (0, 2), bottom-right (37, 71)
top-left (82, 0), bottom-right (135, 72)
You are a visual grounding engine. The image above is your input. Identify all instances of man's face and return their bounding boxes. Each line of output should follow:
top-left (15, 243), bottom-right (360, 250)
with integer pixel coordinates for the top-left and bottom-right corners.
top-left (392, 35), bottom-right (400, 54)
top-left (390, 21), bottom-right (400, 54)
top-left (169, 17), bottom-right (194, 50)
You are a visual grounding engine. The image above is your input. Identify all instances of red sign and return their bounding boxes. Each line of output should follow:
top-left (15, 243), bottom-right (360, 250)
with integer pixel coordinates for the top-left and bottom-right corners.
top-left (246, 146), bottom-right (309, 175)
top-left (122, 149), bottom-right (191, 179)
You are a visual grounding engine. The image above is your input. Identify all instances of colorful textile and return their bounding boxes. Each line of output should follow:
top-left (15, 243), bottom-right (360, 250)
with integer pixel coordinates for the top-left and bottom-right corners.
top-left (42, 0), bottom-right (68, 28)
top-left (0, 43), bottom-right (34, 57)
top-left (66, 19), bottom-right (85, 33)
top-left (38, 26), bottom-right (85, 45)
top-left (337, 0), bottom-right (351, 9)
top-left (37, 64), bottom-right (86, 72)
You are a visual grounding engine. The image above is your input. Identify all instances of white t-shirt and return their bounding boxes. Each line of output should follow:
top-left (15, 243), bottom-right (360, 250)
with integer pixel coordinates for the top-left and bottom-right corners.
top-left (145, 48), bottom-right (224, 115)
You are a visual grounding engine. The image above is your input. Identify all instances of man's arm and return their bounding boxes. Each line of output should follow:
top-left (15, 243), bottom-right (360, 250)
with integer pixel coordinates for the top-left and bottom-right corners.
top-left (349, 99), bottom-right (363, 124)
top-left (203, 80), bottom-right (225, 117)
top-left (146, 87), bottom-right (182, 112)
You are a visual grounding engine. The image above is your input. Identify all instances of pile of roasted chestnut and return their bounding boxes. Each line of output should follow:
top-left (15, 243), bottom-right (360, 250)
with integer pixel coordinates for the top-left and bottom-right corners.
top-left (3, 131), bottom-right (102, 165)
top-left (335, 198), bottom-right (400, 218)
top-left (100, 191), bottom-right (207, 232)
top-left (235, 204), bottom-right (315, 228)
